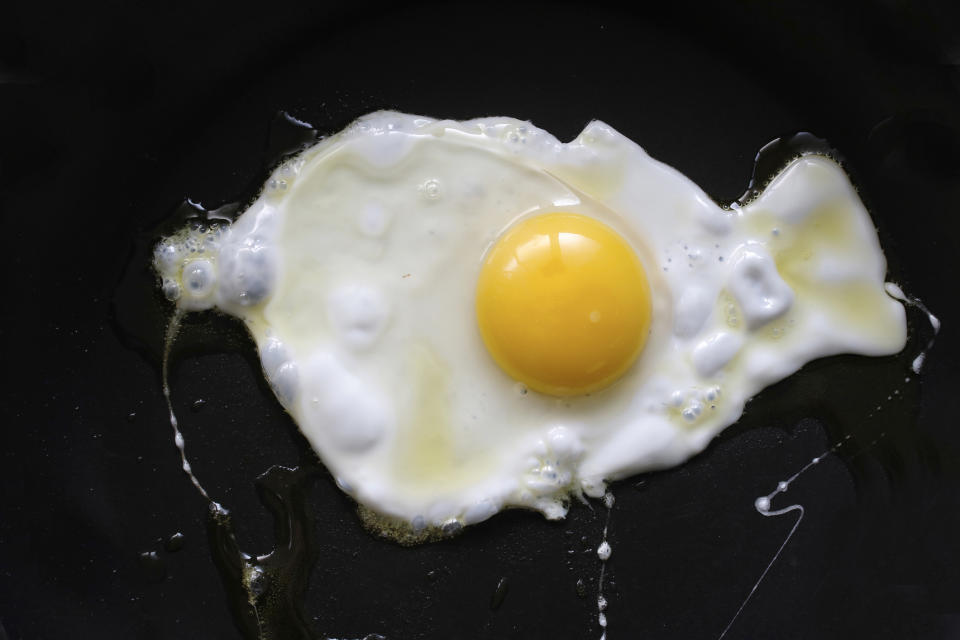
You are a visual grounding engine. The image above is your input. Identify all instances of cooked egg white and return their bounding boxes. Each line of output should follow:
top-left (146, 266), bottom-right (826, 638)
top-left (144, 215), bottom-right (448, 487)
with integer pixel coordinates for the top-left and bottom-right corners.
top-left (154, 112), bottom-right (906, 533)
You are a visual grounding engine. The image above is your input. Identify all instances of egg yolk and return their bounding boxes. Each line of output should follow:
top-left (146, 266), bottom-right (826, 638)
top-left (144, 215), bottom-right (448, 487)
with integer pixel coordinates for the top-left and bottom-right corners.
top-left (475, 213), bottom-right (652, 396)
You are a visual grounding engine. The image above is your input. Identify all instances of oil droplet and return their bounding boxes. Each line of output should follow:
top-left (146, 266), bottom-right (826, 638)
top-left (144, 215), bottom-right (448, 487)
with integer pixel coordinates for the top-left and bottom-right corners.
top-left (165, 532), bottom-right (185, 552)
top-left (575, 578), bottom-right (587, 598)
top-left (490, 576), bottom-right (509, 611)
top-left (138, 550), bottom-right (167, 583)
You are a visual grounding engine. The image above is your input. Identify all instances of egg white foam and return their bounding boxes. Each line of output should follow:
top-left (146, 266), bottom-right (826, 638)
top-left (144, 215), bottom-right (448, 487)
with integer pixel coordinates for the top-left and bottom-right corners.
top-left (154, 112), bottom-right (906, 531)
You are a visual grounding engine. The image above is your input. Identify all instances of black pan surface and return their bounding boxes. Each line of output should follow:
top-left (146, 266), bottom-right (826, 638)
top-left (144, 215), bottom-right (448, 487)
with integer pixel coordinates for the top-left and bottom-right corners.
top-left (3, 2), bottom-right (960, 638)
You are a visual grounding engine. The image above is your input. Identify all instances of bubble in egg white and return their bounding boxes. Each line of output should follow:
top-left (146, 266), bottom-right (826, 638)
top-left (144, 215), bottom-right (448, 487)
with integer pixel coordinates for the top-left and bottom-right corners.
top-left (162, 277), bottom-right (181, 301)
top-left (326, 285), bottom-right (390, 350)
top-left (301, 352), bottom-right (390, 453)
top-left (183, 259), bottom-right (216, 299)
top-left (269, 361), bottom-right (299, 405)
top-left (419, 178), bottom-right (442, 200)
top-left (692, 331), bottom-right (745, 378)
top-left (218, 239), bottom-right (274, 307)
top-left (357, 202), bottom-right (391, 237)
top-left (673, 284), bottom-right (713, 337)
top-left (727, 247), bottom-right (795, 330)
top-left (259, 337), bottom-right (289, 374)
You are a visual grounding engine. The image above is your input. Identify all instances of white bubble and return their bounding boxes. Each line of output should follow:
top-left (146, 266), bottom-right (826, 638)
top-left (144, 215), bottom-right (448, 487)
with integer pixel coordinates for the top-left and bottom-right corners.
top-left (155, 242), bottom-right (183, 271)
top-left (269, 361), bottom-right (299, 405)
top-left (327, 285), bottom-right (390, 350)
top-left (183, 259), bottom-right (215, 298)
top-left (419, 178), bottom-right (442, 200)
top-left (161, 278), bottom-right (181, 301)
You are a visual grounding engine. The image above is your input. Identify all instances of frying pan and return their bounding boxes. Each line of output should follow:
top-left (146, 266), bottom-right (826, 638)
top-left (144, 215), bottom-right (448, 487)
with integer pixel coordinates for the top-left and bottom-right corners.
top-left (3, 1), bottom-right (959, 638)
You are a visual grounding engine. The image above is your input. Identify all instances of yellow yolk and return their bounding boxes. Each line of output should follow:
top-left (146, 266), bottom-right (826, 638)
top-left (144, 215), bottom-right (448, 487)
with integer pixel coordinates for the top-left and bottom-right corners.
top-left (475, 213), bottom-right (652, 396)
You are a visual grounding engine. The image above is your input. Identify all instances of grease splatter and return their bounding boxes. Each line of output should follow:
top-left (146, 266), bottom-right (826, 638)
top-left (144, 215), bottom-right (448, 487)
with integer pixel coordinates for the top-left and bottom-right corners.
top-left (718, 283), bottom-right (938, 639)
top-left (884, 283), bottom-right (940, 374)
top-left (595, 491), bottom-right (615, 639)
top-left (160, 312), bottom-right (383, 640)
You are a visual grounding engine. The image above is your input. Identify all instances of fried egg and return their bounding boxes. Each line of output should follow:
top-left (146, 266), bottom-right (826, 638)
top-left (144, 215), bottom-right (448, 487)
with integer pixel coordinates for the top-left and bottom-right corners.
top-left (153, 112), bottom-right (906, 536)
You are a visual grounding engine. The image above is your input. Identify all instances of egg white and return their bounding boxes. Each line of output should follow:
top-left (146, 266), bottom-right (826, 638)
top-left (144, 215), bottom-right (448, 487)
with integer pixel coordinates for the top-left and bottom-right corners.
top-left (154, 112), bottom-right (906, 532)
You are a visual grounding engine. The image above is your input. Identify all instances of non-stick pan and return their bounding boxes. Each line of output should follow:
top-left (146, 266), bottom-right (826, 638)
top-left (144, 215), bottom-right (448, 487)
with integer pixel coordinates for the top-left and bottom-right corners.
top-left (3, 2), bottom-right (959, 638)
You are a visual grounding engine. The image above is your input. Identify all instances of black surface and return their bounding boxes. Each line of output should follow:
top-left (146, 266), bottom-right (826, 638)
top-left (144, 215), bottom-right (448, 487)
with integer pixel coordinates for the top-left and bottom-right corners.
top-left (3, 2), bottom-right (960, 638)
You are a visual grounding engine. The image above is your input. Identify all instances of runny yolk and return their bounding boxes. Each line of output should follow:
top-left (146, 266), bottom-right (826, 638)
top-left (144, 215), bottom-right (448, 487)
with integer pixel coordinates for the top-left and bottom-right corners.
top-left (475, 213), bottom-right (652, 396)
